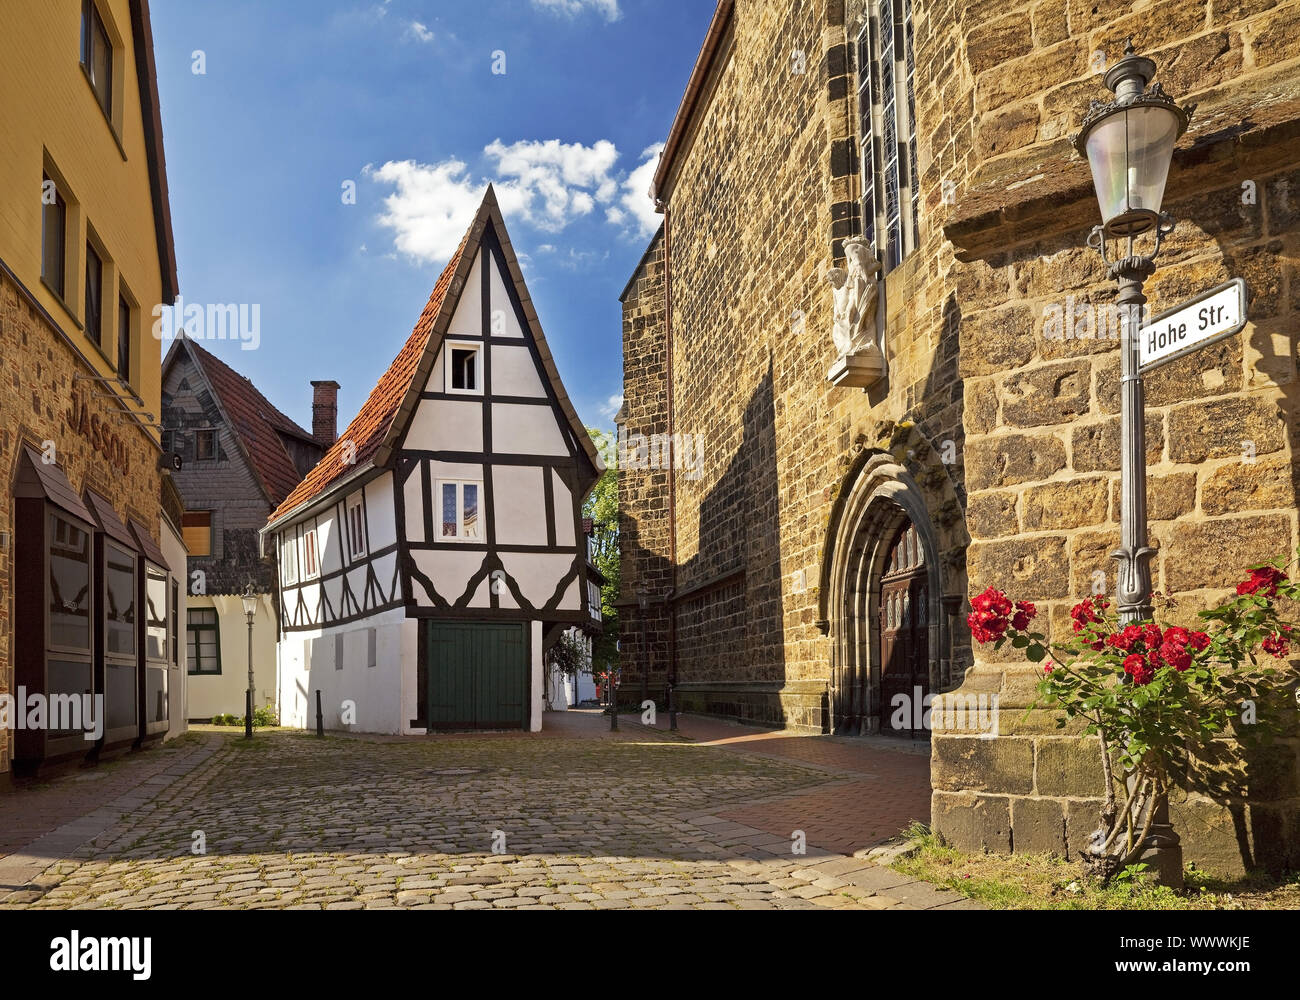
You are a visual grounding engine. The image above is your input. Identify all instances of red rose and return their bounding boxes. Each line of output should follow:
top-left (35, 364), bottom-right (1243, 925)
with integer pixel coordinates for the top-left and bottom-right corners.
top-left (1044, 661), bottom-right (1054, 674)
top-left (1122, 653), bottom-right (1146, 676)
top-left (968, 588), bottom-right (1014, 644)
top-left (1237, 566), bottom-right (1287, 598)
top-left (1107, 625), bottom-right (1143, 653)
top-left (1131, 663), bottom-right (1155, 686)
top-left (1159, 641), bottom-right (1192, 672)
top-left (1262, 633), bottom-right (1290, 659)
top-left (1187, 631), bottom-right (1211, 651)
top-left (1012, 600), bottom-right (1036, 631)
top-left (1162, 626), bottom-right (1191, 647)
top-left (1141, 623), bottom-right (1163, 650)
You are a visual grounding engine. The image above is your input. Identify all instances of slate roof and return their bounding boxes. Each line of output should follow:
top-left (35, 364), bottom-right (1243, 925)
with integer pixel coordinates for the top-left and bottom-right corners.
top-left (176, 339), bottom-right (319, 508)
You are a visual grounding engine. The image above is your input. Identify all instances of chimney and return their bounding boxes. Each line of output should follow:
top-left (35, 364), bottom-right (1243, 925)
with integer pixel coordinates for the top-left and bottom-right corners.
top-left (311, 380), bottom-right (340, 447)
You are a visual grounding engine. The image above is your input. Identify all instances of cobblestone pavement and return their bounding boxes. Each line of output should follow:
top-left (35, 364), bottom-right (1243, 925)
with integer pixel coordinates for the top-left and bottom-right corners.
top-left (0, 713), bottom-right (975, 910)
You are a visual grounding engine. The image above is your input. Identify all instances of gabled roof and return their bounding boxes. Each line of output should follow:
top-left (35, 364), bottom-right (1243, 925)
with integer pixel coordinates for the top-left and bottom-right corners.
top-left (162, 336), bottom-right (318, 509)
top-left (267, 187), bottom-right (603, 528)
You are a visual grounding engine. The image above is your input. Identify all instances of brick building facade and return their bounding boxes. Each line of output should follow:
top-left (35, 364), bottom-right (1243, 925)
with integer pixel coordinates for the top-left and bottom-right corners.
top-left (619, 0), bottom-right (1300, 874)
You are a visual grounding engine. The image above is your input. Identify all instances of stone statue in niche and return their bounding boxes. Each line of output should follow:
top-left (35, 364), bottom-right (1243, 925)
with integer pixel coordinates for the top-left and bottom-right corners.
top-left (828, 237), bottom-right (881, 357)
top-left (826, 237), bottom-right (886, 389)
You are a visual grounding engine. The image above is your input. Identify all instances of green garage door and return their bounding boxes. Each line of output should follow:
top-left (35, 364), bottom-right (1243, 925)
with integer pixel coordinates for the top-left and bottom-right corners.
top-left (426, 622), bottom-right (528, 731)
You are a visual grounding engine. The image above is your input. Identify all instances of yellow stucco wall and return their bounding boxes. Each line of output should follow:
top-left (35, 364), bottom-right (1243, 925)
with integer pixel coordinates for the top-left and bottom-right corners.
top-left (0, 0), bottom-right (165, 418)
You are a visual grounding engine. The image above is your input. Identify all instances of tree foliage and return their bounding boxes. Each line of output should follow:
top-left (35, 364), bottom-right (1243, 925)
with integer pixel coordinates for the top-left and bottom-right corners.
top-left (585, 427), bottom-right (620, 673)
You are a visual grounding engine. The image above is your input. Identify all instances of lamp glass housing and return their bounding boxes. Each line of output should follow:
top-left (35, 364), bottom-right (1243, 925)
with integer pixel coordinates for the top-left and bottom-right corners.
top-left (1083, 103), bottom-right (1180, 237)
top-left (241, 589), bottom-right (258, 617)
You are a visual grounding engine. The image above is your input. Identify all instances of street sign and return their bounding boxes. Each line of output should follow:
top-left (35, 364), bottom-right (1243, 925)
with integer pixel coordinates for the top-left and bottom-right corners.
top-left (1139, 278), bottom-right (1248, 373)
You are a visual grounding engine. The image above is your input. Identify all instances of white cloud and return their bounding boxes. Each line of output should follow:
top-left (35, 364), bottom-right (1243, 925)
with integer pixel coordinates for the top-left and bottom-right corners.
top-left (365, 159), bottom-right (486, 265)
top-left (612, 144), bottom-right (663, 237)
top-left (531, 0), bottom-right (622, 22)
top-left (368, 139), bottom-right (660, 265)
top-left (598, 394), bottom-right (623, 421)
top-left (405, 21), bottom-right (434, 43)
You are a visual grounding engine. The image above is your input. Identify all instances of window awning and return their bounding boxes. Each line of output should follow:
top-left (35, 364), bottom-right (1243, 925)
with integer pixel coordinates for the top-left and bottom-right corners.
top-left (129, 518), bottom-right (170, 571)
top-left (13, 444), bottom-right (95, 526)
top-left (84, 490), bottom-right (138, 552)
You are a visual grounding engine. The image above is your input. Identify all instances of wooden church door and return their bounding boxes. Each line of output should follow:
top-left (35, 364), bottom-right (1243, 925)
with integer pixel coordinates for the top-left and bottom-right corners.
top-left (878, 522), bottom-right (929, 737)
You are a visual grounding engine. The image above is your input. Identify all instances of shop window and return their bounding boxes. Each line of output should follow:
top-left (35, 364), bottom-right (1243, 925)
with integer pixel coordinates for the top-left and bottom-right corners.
top-left (104, 542), bottom-right (135, 657)
top-left (182, 511), bottom-right (212, 557)
top-left (171, 578), bottom-right (179, 666)
top-left (47, 510), bottom-right (94, 738)
top-left (186, 608), bottom-right (220, 674)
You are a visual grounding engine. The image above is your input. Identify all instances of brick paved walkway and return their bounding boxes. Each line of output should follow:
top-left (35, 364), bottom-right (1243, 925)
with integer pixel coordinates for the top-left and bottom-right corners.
top-left (626, 712), bottom-right (932, 855)
top-left (0, 712), bottom-right (973, 910)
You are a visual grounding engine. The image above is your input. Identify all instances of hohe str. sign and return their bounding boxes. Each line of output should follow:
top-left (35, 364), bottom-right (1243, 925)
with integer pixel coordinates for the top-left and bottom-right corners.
top-left (1139, 278), bottom-right (1248, 373)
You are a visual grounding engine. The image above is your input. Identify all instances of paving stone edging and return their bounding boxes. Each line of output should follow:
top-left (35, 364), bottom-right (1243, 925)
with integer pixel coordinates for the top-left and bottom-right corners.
top-left (0, 738), bottom-right (221, 902)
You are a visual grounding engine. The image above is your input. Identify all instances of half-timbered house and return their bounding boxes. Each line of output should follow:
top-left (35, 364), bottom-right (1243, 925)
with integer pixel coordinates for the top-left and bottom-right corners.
top-left (262, 189), bottom-right (602, 733)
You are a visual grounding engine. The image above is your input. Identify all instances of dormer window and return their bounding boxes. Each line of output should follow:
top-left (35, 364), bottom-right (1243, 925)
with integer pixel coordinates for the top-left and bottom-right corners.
top-left (446, 343), bottom-right (481, 394)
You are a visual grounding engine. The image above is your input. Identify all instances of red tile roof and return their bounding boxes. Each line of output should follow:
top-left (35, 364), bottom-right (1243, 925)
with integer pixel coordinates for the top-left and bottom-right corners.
top-left (268, 228), bottom-right (471, 523)
top-left (184, 339), bottom-right (318, 508)
top-left (266, 187), bottom-right (603, 529)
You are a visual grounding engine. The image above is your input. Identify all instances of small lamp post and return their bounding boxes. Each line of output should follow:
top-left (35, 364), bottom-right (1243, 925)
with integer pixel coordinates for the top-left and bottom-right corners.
top-left (1073, 39), bottom-right (1193, 889)
top-left (241, 583), bottom-right (258, 740)
top-left (636, 584), bottom-right (650, 712)
top-left (1072, 39), bottom-right (1192, 627)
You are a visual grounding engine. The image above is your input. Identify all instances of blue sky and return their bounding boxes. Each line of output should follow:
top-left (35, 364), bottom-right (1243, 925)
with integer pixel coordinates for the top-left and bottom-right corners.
top-left (150, 0), bottom-right (715, 434)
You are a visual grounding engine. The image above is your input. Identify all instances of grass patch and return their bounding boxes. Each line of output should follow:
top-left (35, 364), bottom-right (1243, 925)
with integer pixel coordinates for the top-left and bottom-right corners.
top-left (894, 824), bottom-right (1300, 910)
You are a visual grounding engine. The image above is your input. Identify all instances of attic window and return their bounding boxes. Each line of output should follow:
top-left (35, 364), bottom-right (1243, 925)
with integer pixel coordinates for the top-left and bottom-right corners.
top-left (196, 429), bottom-right (217, 461)
top-left (447, 344), bottom-right (481, 394)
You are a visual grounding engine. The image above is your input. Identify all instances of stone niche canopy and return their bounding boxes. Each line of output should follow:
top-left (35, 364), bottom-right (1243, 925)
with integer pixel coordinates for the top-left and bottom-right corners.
top-left (827, 237), bottom-right (885, 389)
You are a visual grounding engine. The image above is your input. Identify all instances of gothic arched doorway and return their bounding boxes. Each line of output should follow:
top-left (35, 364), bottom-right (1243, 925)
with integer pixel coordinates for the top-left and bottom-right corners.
top-left (819, 453), bottom-right (946, 738)
top-left (878, 521), bottom-right (929, 737)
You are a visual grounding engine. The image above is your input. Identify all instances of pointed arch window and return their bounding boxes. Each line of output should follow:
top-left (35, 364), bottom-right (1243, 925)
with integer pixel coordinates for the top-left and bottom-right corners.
top-left (856, 0), bottom-right (920, 274)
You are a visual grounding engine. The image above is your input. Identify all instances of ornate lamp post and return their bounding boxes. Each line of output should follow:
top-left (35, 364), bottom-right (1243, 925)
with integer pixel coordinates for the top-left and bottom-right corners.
top-left (1073, 39), bottom-right (1192, 627)
top-left (241, 583), bottom-right (258, 740)
top-left (1073, 40), bottom-right (1193, 888)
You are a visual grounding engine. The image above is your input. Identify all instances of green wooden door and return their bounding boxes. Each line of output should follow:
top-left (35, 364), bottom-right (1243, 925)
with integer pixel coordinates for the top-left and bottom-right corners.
top-left (426, 622), bottom-right (527, 731)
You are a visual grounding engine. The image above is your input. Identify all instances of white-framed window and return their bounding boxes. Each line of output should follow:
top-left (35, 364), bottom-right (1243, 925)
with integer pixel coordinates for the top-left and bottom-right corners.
top-left (346, 497), bottom-right (367, 561)
top-left (444, 341), bottom-right (482, 394)
top-left (857, 0), bottom-right (919, 274)
top-left (437, 480), bottom-right (481, 541)
top-left (302, 528), bottom-right (320, 579)
top-left (281, 531), bottom-right (298, 586)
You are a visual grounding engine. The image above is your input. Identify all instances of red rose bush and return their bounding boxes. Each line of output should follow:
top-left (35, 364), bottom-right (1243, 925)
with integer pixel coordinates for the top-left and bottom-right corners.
top-left (966, 557), bottom-right (1298, 881)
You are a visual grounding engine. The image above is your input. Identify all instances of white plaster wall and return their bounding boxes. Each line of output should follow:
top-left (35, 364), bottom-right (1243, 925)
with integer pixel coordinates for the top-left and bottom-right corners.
top-left (185, 594), bottom-right (278, 720)
top-left (277, 606), bottom-right (412, 734)
top-left (492, 403), bottom-right (568, 456)
top-left (408, 398), bottom-right (482, 452)
top-left (491, 344), bottom-right (544, 397)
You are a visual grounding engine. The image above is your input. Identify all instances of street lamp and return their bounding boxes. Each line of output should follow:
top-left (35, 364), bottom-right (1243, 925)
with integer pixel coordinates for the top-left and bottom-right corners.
top-left (1073, 39), bottom-right (1192, 889)
top-left (241, 583), bottom-right (258, 739)
top-left (1072, 39), bottom-right (1192, 626)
